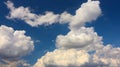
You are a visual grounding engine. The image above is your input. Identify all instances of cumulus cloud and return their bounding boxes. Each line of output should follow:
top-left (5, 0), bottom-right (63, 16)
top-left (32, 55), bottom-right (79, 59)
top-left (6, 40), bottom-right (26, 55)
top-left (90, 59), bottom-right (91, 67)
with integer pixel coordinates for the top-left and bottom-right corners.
top-left (34, 45), bottom-right (120, 67)
top-left (56, 0), bottom-right (103, 51)
top-left (92, 45), bottom-right (120, 67)
top-left (34, 49), bottom-right (90, 67)
top-left (6, 0), bottom-right (101, 29)
top-left (33, 0), bottom-right (120, 67)
top-left (5, 0), bottom-right (120, 67)
top-left (34, 46), bottom-right (120, 67)
top-left (56, 27), bottom-right (103, 51)
top-left (0, 59), bottom-right (31, 67)
top-left (68, 0), bottom-right (101, 30)
top-left (0, 25), bottom-right (34, 58)
top-left (6, 1), bottom-right (59, 27)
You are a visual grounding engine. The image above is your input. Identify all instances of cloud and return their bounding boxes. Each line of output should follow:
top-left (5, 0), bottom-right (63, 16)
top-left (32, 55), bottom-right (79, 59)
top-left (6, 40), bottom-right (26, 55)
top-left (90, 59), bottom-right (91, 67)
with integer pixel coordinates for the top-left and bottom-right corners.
top-left (69, 0), bottom-right (101, 30)
top-left (0, 59), bottom-right (32, 67)
top-left (0, 25), bottom-right (34, 58)
top-left (34, 45), bottom-right (120, 67)
top-left (34, 49), bottom-right (90, 67)
top-left (56, 27), bottom-right (103, 51)
top-left (59, 12), bottom-right (73, 24)
top-left (55, 0), bottom-right (103, 51)
top-left (5, 0), bottom-right (120, 67)
top-left (6, 0), bottom-right (101, 29)
top-left (33, 0), bottom-right (120, 67)
top-left (92, 45), bottom-right (120, 67)
top-left (6, 1), bottom-right (59, 27)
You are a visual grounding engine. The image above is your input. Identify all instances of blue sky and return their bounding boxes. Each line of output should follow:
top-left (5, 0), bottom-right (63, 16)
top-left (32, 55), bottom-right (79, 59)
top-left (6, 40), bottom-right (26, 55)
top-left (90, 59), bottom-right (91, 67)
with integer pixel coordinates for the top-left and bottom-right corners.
top-left (0, 0), bottom-right (120, 67)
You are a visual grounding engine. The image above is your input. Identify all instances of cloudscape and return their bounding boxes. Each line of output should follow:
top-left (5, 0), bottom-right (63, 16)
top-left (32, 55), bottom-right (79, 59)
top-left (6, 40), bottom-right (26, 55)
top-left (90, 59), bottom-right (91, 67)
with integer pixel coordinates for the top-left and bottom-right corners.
top-left (0, 0), bottom-right (120, 67)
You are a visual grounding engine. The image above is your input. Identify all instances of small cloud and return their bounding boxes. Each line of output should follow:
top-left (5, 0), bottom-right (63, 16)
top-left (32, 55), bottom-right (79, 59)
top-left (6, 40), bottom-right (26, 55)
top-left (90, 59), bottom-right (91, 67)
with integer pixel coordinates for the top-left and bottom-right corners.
top-left (35, 40), bottom-right (40, 43)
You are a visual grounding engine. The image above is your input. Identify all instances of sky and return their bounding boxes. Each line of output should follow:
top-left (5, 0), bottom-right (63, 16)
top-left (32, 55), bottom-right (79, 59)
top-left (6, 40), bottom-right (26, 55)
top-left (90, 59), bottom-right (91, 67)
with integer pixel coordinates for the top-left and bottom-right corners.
top-left (0, 0), bottom-right (120, 67)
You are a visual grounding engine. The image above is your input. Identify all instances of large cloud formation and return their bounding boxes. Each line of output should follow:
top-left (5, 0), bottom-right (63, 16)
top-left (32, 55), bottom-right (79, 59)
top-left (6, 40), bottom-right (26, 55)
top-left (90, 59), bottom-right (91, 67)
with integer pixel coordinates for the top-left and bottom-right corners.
top-left (6, 0), bottom-right (120, 67)
top-left (6, 0), bottom-right (101, 29)
top-left (0, 25), bottom-right (34, 58)
top-left (34, 47), bottom-right (120, 67)
top-left (33, 0), bottom-right (120, 67)
top-left (34, 49), bottom-right (89, 67)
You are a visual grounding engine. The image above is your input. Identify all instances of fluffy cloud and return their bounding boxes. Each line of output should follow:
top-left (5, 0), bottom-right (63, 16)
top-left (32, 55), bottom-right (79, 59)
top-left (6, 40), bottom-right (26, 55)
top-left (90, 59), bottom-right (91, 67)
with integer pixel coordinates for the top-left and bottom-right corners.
top-left (34, 45), bottom-right (120, 67)
top-left (34, 49), bottom-right (90, 67)
top-left (69, 0), bottom-right (101, 30)
top-left (6, 1), bottom-right (59, 27)
top-left (0, 59), bottom-right (31, 67)
top-left (59, 0), bottom-right (101, 30)
top-left (5, 0), bottom-right (120, 67)
top-left (92, 45), bottom-right (120, 67)
top-left (56, 27), bottom-right (103, 51)
top-left (33, 0), bottom-right (120, 67)
top-left (0, 25), bottom-right (34, 58)
top-left (6, 0), bottom-right (101, 29)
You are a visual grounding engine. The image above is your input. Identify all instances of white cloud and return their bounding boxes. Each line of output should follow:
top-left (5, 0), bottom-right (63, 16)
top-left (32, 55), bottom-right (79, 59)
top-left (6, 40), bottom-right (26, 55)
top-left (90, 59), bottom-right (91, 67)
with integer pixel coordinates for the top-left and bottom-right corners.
top-left (5, 0), bottom-right (120, 67)
top-left (59, 12), bottom-right (73, 24)
top-left (34, 45), bottom-right (120, 67)
top-left (34, 49), bottom-right (90, 67)
top-left (33, 0), bottom-right (120, 67)
top-left (0, 25), bottom-right (34, 58)
top-left (6, 0), bottom-right (102, 51)
top-left (6, 0), bottom-right (101, 29)
top-left (92, 45), bottom-right (120, 67)
top-left (69, 0), bottom-right (101, 30)
top-left (6, 1), bottom-right (59, 27)
top-left (56, 27), bottom-right (103, 51)
top-left (0, 59), bottom-right (32, 67)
